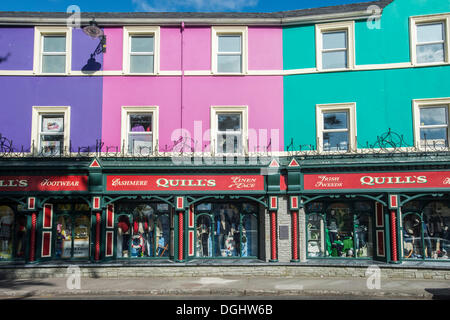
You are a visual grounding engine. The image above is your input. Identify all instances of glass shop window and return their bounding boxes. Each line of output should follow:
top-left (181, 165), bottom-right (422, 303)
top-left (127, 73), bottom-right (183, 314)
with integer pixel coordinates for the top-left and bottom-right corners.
top-left (217, 34), bottom-right (242, 73)
top-left (403, 201), bottom-right (450, 260)
top-left (42, 35), bottom-right (67, 73)
top-left (322, 30), bottom-right (348, 70)
top-left (419, 105), bottom-right (449, 148)
top-left (55, 213), bottom-right (90, 259)
top-left (128, 113), bottom-right (153, 155)
top-left (40, 114), bottom-right (65, 156)
top-left (116, 203), bottom-right (170, 258)
top-left (306, 202), bottom-right (373, 258)
top-left (0, 205), bottom-right (15, 260)
top-left (322, 111), bottom-right (349, 152)
top-left (194, 202), bottom-right (258, 258)
top-left (129, 35), bottom-right (154, 73)
top-left (216, 113), bottom-right (242, 154)
top-left (402, 214), bottom-right (424, 259)
top-left (416, 22), bottom-right (445, 64)
top-left (196, 215), bottom-right (213, 258)
top-left (423, 202), bottom-right (450, 260)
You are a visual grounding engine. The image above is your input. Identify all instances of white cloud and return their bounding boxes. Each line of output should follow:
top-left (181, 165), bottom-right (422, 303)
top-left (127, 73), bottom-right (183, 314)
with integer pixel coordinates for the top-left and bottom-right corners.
top-left (131, 0), bottom-right (259, 12)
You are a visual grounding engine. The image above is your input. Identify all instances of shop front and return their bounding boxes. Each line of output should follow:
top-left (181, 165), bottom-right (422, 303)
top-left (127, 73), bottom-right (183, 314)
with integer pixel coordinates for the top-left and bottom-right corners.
top-left (0, 171), bottom-right (95, 263)
top-left (102, 172), bottom-right (269, 262)
top-left (300, 168), bottom-right (450, 263)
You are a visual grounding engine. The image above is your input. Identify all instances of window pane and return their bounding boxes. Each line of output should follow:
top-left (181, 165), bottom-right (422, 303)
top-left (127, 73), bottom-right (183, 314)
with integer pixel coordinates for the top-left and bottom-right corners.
top-left (0, 206), bottom-right (14, 260)
top-left (55, 216), bottom-right (72, 259)
top-left (323, 31), bottom-right (347, 50)
top-left (417, 43), bottom-right (445, 63)
top-left (196, 215), bottom-right (212, 257)
top-left (242, 215), bottom-right (258, 257)
top-left (43, 36), bottom-right (66, 52)
top-left (307, 214), bottom-right (325, 257)
top-left (323, 131), bottom-right (349, 151)
top-left (131, 36), bottom-right (154, 53)
top-left (323, 112), bottom-right (348, 130)
top-left (218, 113), bottom-right (241, 131)
top-left (217, 55), bottom-right (242, 73)
top-left (214, 204), bottom-right (240, 257)
top-left (218, 35), bottom-right (241, 52)
top-left (128, 133), bottom-right (153, 154)
top-left (73, 215), bottom-right (90, 258)
top-left (403, 214), bottom-right (423, 259)
top-left (217, 133), bottom-right (242, 153)
top-left (417, 23), bottom-right (444, 43)
top-left (41, 115), bottom-right (64, 133)
top-left (42, 55), bottom-right (66, 73)
top-left (40, 135), bottom-right (64, 155)
top-left (420, 106), bottom-right (447, 126)
top-left (130, 55), bottom-right (154, 73)
top-left (130, 114), bottom-right (152, 132)
top-left (322, 50), bottom-right (347, 69)
top-left (420, 128), bottom-right (448, 147)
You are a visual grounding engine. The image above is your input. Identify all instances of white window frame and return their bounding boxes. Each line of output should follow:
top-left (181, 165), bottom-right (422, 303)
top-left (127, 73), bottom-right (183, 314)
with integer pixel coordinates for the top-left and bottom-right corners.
top-left (31, 106), bottom-right (71, 155)
top-left (210, 106), bottom-right (248, 155)
top-left (315, 21), bottom-right (355, 71)
top-left (121, 106), bottom-right (159, 155)
top-left (412, 98), bottom-right (450, 149)
top-left (316, 103), bottom-right (357, 153)
top-left (410, 14), bottom-right (450, 66)
top-left (123, 26), bottom-right (160, 75)
top-left (211, 26), bottom-right (248, 75)
top-left (33, 26), bottom-right (72, 75)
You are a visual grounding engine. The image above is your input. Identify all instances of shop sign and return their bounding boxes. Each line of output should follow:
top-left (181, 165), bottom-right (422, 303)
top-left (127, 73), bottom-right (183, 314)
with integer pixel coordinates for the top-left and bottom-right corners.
top-left (304, 171), bottom-right (450, 191)
top-left (106, 175), bottom-right (265, 192)
top-left (0, 176), bottom-right (88, 192)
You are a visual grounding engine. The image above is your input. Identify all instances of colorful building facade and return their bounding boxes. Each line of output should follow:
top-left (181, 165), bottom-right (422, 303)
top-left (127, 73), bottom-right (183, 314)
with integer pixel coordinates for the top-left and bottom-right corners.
top-left (0, 0), bottom-right (449, 266)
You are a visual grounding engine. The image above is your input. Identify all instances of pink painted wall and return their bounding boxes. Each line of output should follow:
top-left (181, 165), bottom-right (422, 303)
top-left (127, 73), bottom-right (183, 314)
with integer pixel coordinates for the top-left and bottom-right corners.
top-left (101, 26), bottom-right (284, 152)
top-left (102, 26), bottom-right (283, 71)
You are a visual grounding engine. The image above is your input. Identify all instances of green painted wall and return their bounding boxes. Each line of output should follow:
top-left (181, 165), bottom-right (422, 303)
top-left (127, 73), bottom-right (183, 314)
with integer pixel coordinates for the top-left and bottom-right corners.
top-left (283, 0), bottom-right (450, 150)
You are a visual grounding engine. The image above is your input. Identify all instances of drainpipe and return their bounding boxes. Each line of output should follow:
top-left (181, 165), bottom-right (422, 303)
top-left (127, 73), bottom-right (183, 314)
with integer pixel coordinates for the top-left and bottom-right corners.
top-left (180, 21), bottom-right (185, 131)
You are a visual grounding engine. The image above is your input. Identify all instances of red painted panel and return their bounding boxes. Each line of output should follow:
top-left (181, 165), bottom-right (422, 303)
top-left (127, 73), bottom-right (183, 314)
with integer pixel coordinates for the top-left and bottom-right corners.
top-left (43, 204), bottom-right (52, 229)
top-left (42, 232), bottom-right (51, 257)
top-left (304, 171), bottom-right (450, 190)
top-left (106, 232), bottom-right (113, 257)
top-left (0, 175), bottom-right (88, 192)
top-left (377, 231), bottom-right (385, 256)
top-left (107, 205), bottom-right (114, 228)
top-left (106, 175), bottom-right (265, 191)
top-left (376, 202), bottom-right (384, 227)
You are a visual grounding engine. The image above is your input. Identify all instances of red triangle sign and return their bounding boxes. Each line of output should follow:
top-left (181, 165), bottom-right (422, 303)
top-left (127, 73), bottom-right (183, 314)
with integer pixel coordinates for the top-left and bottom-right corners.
top-left (90, 159), bottom-right (101, 168)
top-left (269, 159), bottom-right (280, 168)
top-left (288, 158), bottom-right (300, 167)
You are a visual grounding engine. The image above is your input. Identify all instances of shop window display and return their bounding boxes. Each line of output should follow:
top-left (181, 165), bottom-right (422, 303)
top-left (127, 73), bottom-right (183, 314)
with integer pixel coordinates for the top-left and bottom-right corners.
top-left (306, 201), bottom-right (373, 258)
top-left (0, 205), bottom-right (14, 260)
top-left (403, 201), bottom-right (450, 260)
top-left (55, 212), bottom-right (90, 259)
top-left (116, 202), bottom-right (170, 258)
top-left (195, 202), bottom-right (258, 258)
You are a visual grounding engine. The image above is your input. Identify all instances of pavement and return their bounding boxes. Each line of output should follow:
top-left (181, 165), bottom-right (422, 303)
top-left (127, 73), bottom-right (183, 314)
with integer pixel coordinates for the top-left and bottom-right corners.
top-left (0, 276), bottom-right (449, 300)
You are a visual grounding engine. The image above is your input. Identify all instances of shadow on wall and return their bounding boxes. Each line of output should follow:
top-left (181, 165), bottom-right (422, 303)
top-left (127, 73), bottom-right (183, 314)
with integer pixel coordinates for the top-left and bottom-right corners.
top-left (0, 53), bottom-right (11, 64)
top-left (81, 54), bottom-right (102, 74)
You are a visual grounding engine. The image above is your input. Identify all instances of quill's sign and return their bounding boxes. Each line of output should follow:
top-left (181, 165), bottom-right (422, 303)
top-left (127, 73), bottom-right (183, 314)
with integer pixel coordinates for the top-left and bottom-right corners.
top-left (106, 175), bottom-right (264, 192)
top-left (304, 171), bottom-right (450, 191)
top-left (0, 176), bottom-right (88, 192)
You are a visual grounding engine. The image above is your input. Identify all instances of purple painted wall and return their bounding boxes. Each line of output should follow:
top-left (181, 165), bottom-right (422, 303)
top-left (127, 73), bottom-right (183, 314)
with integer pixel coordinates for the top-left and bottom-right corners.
top-left (0, 77), bottom-right (103, 151)
top-left (0, 27), bottom-right (34, 70)
top-left (72, 28), bottom-right (104, 72)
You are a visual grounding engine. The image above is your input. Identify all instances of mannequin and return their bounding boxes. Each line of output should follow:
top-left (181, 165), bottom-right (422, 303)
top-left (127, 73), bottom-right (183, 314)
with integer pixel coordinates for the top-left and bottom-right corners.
top-left (15, 216), bottom-right (27, 257)
top-left (0, 211), bottom-right (13, 255)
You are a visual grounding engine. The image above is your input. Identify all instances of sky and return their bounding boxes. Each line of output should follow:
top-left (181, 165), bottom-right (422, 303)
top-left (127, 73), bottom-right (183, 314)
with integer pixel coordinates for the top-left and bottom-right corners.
top-left (0, 0), bottom-right (373, 13)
